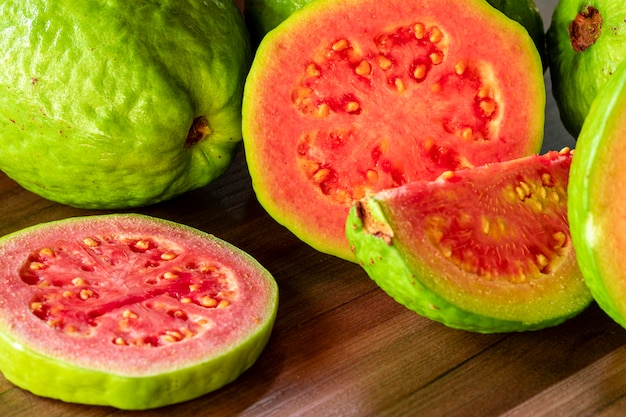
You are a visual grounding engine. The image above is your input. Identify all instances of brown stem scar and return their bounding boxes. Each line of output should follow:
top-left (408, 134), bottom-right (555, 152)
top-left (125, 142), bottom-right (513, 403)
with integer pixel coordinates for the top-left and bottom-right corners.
top-left (569, 6), bottom-right (602, 53)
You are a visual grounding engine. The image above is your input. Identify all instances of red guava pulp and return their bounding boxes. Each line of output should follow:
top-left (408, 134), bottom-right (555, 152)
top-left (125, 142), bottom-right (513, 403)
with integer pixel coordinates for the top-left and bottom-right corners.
top-left (346, 149), bottom-right (592, 332)
top-left (243, 0), bottom-right (546, 261)
top-left (0, 214), bottom-right (278, 409)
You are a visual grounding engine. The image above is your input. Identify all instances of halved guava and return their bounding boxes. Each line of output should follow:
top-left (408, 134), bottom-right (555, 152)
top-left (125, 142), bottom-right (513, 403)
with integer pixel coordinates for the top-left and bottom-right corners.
top-left (245, 0), bottom-right (547, 68)
top-left (568, 60), bottom-right (626, 330)
top-left (0, 0), bottom-right (250, 209)
top-left (243, 0), bottom-right (546, 261)
top-left (0, 214), bottom-right (278, 409)
top-left (347, 149), bottom-right (591, 333)
top-left (546, 0), bottom-right (626, 138)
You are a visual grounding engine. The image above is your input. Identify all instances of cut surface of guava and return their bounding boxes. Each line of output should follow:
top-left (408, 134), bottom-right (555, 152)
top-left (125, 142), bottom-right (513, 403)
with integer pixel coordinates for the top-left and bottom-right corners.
top-left (245, 0), bottom-right (547, 67)
top-left (0, 214), bottom-right (278, 409)
top-left (0, 0), bottom-right (251, 209)
top-left (547, 0), bottom-right (626, 138)
top-left (243, 0), bottom-right (546, 261)
top-left (568, 60), bottom-right (626, 330)
top-left (347, 149), bottom-right (591, 333)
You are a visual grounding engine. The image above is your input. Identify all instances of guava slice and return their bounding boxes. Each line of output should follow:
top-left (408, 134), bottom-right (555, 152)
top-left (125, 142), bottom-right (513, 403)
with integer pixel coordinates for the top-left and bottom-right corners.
top-left (568, 60), bottom-right (626, 330)
top-left (243, 0), bottom-right (546, 261)
top-left (0, 0), bottom-right (251, 209)
top-left (0, 214), bottom-right (278, 409)
top-left (546, 0), bottom-right (626, 138)
top-left (245, 0), bottom-right (547, 67)
top-left (346, 149), bottom-right (591, 333)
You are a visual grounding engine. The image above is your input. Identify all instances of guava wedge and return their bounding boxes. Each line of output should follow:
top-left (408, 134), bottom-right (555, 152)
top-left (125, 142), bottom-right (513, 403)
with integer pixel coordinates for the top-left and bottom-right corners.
top-left (243, 0), bottom-right (546, 261)
top-left (0, 214), bottom-right (278, 409)
top-left (568, 60), bottom-right (626, 331)
top-left (546, 0), bottom-right (626, 138)
top-left (245, 0), bottom-right (547, 67)
top-left (0, 0), bottom-right (251, 209)
top-left (346, 149), bottom-right (591, 333)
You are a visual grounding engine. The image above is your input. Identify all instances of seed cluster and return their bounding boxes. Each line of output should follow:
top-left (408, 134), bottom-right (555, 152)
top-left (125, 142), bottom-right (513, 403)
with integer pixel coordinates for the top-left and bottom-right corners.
top-left (21, 235), bottom-right (237, 348)
top-left (424, 154), bottom-right (571, 282)
top-left (290, 22), bottom-right (499, 205)
top-left (292, 22), bottom-right (449, 118)
top-left (297, 132), bottom-right (406, 204)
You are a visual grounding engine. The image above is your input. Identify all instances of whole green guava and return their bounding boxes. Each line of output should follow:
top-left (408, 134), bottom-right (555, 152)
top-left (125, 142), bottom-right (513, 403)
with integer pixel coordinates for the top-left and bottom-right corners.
top-left (547, 0), bottom-right (626, 138)
top-left (0, 0), bottom-right (251, 209)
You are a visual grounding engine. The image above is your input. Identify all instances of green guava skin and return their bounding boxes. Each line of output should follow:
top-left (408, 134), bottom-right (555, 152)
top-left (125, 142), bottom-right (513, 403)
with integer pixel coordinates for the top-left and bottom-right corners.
top-left (0, 320), bottom-right (275, 409)
top-left (0, 214), bottom-right (279, 409)
top-left (245, 0), bottom-right (547, 64)
top-left (547, 0), bottom-right (626, 138)
top-left (245, 0), bottom-right (311, 44)
top-left (347, 153), bottom-right (591, 333)
top-left (0, 0), bottom-right (251, 209)
top-left (568, 60), bottom-right (626, 331)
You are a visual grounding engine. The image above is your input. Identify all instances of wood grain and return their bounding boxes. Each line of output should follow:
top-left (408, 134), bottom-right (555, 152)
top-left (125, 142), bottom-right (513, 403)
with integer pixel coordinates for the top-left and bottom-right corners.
top-left (2, 144), bottom-right (626, 417)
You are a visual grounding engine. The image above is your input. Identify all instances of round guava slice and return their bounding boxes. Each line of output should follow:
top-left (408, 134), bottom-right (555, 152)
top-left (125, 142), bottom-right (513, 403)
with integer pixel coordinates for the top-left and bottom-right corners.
top-left (245, 0), bottom-right (547, 67)
top-left (243, 0), bottom-right (546, 261)
top-left (0, 214), bottom-right (278, 409)
top-left (346, 149), bottom-right (591, 333)
top-left (546, 0), bottom-right (626, 138)
top-left (0, 0), bottom-right (251, 209)
top-left (568, 60), bottom-right (626, 330)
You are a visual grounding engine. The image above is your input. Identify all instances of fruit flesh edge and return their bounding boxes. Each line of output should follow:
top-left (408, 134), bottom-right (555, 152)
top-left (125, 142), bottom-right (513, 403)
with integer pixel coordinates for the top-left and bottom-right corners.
top-left (347, 153), bottom-right (591, 332)
top-left (0, 214), bottom-right (279, 409)
top-left (569, 60), bottom-right (626, 329)
top-left (485, 0), bottom-right (547, 69)
top-left (243, 0), bottom-right (545, 262)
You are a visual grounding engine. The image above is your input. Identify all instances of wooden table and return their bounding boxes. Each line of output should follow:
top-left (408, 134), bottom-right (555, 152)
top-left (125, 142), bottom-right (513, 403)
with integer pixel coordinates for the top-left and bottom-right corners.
top-left (3, 0), bottom-right (626, 415)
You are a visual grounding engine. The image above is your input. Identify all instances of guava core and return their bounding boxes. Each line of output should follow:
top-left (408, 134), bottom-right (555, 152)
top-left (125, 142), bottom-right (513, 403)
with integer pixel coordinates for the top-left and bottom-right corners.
top-left (0, 0), bottom-right (251, 208)
top-left (547, 0), bottom-right (626, 137)
top-left (243, 0), bottom-right (546, 261)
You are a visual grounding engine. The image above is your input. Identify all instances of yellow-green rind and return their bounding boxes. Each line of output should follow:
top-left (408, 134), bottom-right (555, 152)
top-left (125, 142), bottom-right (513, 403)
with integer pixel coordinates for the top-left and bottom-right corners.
top-left (0, 0), bottom-right (251, 209)
top-left (0, 214), bottom-right (279, 409)
top-left (546, 0), bottom-right (626, 138)
top-left (346, 199), bottom-right (587, 334)
top-left (569, 60), bottom-right (626, 330)
top-left (0, 316), bottom-right (275, 409)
